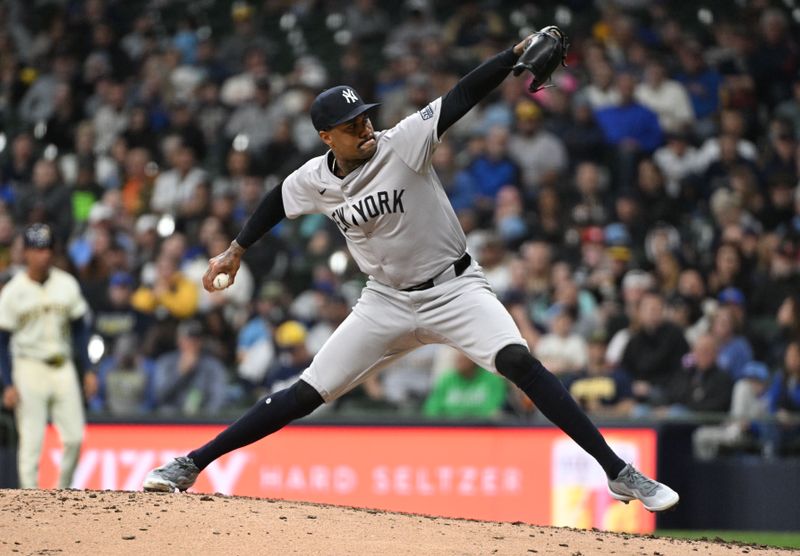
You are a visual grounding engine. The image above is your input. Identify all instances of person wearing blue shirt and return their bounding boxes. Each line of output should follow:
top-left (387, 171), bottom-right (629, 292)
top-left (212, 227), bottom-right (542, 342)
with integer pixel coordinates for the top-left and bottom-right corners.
top-left (761, 341), bottom-right (800, 456)
top-left (594, 72), bottom-right (663, 191)
top-left (594, 72), bottom-right (664, 153)
top-left (711, 304), bottom-right (754, 381)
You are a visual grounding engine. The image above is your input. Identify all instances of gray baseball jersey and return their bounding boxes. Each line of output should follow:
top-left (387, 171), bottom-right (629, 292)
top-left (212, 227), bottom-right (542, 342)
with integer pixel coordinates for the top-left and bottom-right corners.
top-left (282, 97), bottom-right (466, 290)
top-left (278, 97), bottom-right (527, 402)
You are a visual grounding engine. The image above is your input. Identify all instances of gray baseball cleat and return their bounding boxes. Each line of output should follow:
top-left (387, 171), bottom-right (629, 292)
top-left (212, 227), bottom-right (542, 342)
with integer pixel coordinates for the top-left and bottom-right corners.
top-left (607, 463), bottom-right (679, 512)
top-left (143, 456), bottom-right (200, 492)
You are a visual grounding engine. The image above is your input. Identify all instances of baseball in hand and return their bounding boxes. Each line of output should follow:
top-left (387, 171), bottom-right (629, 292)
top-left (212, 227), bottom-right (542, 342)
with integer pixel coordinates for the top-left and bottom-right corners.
top-left (212, 273), bottom-right (231, 290)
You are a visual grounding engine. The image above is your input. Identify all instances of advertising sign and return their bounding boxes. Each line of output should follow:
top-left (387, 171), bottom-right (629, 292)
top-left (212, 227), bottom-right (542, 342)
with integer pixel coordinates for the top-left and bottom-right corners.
top-left (40, 424), bottom-right (656, 532)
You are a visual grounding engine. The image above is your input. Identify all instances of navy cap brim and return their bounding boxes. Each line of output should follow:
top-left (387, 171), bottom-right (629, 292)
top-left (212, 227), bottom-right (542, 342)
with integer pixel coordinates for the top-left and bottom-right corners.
top-left (323, 102), bottom-right (381, 130)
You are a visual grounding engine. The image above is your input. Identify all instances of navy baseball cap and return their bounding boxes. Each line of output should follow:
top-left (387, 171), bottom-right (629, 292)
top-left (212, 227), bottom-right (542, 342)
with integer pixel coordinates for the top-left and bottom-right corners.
top-left (23, 223), bottom-right (54, 249)
top-left (310, 86), bottom-right (380, 131)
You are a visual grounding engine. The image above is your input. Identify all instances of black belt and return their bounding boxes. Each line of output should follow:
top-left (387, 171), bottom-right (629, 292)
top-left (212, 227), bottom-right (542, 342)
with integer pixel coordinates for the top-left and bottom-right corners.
top-left (402, 253), bottom-right (472, 292)
top-left (43, 355), bottom-right (67, 367)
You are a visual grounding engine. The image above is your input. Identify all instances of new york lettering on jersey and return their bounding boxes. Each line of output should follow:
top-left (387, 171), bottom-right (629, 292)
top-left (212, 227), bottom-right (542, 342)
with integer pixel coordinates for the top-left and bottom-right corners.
top-left (330, 189), bottom-right (405, 233)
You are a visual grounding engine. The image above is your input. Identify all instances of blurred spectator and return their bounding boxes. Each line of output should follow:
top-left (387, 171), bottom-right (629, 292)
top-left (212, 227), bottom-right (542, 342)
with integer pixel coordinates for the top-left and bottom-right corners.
top-left (131, 253), bottom-right (199, 320)
top-left (475, 234), bottom-right (512, 297)
top-left (19, 51), bottom-right (78, 125)
top-left (583, 61), bottom-right (620, 110)
top-left (561, 95), bottom-right (607, 165)
top-left (655, 333), bottom-right (733, 416)
top-left (774, 75), bottom-right (800, 139)
top-left (621, 291), bottom-right (689, 405)
top-left (454, 126), bottom-right (519, 223)
top-left (120, 147), bottom-right (156, 217)
top-left (92, 80), bottom-right (128, 155)
top-left (751, 8), bottom-right (799, 109)
top-left (224, 76), bottom-right (280, 154)
top-left (92, 333), bottom-right (151, 416)
top-left (707, 243), bottom-right (748, 297)
top-left (93, 271), bottom-right (151, 352)
top-left (218, 3), bottom-right (274, 75)
top-left (153, 319), bottom-right (228, 416)
top-left (442, 1), bottom-right (505, 64)
top-left (653, 130), bottom-right (700, 198)
top-left (386, 0), bottom-right (441, 55)
top-left (532, 186), bottom-right (568, 247)
top-left (265, 320), bottom-right (312, 395)
top-left (535, 304), bottom-right (588, 378)
top-left (44, 83), bottom-right (84, 152)
top-left (570, 162), bottom-right (609, 228)
top-left (761, 341), bottom-right (800, 456)
top-left (635, 158), bottom-right (680, 225)
top-left (565, 331), bottom-right (634, 417)
top-left (695, 110), bottom-right (757, 174)
top-left (59, 121), bottom-right (119, 189)
top-left (493, 185), bottom-right (530, 248)
top-left (259, 119), bottom-right (299, 179)
top-left (635, 57), bottom-right (694, 134)
top-left (693, 360), bottom-right (771, 460)
top-left (674, 41), bottom-right (722, 135)
top-left (346, 0), bottom-right (390, 53)
top-left (606, 270), bottom-right (655, 364)
top-left (594, 72), bottom-right (663, 189)
top-left (507, 100), bottom-right (567, 194)
top-left (236, 281), bottom-right (289, 388)
top-left (220, 46), bottom-right (271, 108)
top-left (307, 293), bottom-right (350, 355)
top-left (3, 133), bottom-right (36, 187)
top-left (377, 345), bottom-right (439, 410)
top-left (166, 100), bottom-right (207, 162)
top-left (380, 73), bottom-right (433, 129)
top-left (749, 238), bottom-right (800, 320)
top-left (711, 297), bottom-right (754, 381)
top-left (150, 143), bottom-right (208, 216)
top-left (14, 158), bottom-right (72, 241)
top-left (423, 352), bottom-right (506, 419)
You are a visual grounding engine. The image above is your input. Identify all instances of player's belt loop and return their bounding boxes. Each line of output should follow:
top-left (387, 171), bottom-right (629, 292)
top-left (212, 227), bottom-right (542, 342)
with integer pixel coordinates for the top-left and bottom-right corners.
top-left (402, 252), bottom-right (471, 292)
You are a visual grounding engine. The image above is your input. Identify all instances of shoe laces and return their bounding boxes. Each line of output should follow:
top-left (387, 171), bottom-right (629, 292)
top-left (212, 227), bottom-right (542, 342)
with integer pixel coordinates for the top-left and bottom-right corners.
top-left (624, 467), bottom-right (659, 496)
top-left (171, 457), bottom-right (198, 472)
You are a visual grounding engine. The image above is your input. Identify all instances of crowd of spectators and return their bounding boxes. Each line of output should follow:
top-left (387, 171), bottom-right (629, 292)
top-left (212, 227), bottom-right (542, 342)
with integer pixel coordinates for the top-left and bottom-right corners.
top-left (1, 0), bottom-right (799, 457)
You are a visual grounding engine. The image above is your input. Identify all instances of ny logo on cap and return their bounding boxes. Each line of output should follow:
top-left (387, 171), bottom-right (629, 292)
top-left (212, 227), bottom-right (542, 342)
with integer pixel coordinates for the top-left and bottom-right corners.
top-left (342, 88), bottom-right (359, 104)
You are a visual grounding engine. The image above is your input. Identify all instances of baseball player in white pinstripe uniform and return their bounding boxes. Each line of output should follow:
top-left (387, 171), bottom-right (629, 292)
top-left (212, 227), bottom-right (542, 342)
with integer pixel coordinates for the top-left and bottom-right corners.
top-left (0, 224), bottom-right (95, 488)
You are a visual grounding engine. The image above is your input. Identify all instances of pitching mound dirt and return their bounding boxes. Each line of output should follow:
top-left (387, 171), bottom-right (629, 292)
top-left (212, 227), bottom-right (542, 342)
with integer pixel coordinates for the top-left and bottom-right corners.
top-left (0, 489), bottom-right (795, 555)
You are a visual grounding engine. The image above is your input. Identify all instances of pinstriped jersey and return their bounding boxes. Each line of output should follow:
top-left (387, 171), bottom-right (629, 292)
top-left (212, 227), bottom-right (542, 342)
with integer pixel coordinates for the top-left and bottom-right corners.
top-left (0, 267), bottom-right (88, 361)
top-left (282, 97), bottom-right (466, 290)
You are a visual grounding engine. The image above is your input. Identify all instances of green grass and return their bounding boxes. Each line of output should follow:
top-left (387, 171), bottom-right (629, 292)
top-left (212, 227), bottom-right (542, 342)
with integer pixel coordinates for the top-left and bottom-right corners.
top-left (657, 530), bottom-right (800, 549)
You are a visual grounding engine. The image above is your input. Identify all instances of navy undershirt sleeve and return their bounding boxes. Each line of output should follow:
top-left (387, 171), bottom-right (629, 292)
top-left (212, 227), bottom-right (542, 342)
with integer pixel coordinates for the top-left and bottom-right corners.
top-left (0, 330), bottom-right (11, 387)
top-left (71, 318), bottom-right (92, 376)
top-left (438, 47), bottom-right (520, 137)
top-left (235, 182), bottom-right (286, 249)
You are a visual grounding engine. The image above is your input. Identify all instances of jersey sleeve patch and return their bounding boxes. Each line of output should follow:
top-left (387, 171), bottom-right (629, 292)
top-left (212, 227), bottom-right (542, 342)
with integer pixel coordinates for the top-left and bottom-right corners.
top-left (419, 104), bottom-right (434, 121)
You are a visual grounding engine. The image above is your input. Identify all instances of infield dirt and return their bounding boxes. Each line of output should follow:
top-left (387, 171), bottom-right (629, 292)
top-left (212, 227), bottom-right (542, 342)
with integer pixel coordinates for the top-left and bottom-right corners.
top-left (0, 489), bottom-right (795, 555)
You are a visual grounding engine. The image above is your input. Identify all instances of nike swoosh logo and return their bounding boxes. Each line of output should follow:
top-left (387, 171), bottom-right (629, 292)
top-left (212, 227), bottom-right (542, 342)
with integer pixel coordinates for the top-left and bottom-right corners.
top-left (318, 188), bottom-right (326, 195)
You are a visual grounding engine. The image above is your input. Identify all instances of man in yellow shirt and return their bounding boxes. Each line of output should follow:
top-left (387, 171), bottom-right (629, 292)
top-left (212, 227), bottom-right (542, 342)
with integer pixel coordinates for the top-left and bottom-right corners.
top-left (131, 253), bottom-right (198, 320)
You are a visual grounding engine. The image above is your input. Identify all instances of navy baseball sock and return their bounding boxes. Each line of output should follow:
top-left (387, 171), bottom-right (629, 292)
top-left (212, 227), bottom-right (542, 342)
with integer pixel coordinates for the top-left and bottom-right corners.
top-left (495, 344), bottom-right (626, 479)
top-left (188, 380), bottom-right (324, 471)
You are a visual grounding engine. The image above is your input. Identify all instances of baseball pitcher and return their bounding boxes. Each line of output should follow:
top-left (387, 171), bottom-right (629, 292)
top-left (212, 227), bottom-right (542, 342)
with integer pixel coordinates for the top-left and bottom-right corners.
top-left (0, 224), bottom-right (96, 488)
top-left (144, 29), bottom-right (679, 512)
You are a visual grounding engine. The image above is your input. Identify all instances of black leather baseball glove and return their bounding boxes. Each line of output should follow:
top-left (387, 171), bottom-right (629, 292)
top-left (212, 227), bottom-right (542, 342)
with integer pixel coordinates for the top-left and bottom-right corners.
top-left (512, 26), bottom-right (569, 92)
